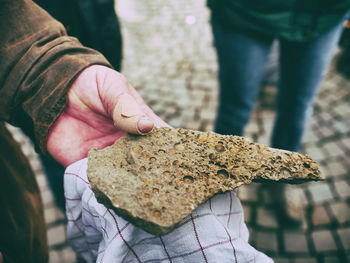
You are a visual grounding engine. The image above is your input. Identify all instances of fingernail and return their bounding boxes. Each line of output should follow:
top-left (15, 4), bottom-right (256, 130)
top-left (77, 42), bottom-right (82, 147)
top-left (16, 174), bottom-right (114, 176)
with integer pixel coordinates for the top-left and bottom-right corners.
top-left (137, 117), bottom-right (154, 134)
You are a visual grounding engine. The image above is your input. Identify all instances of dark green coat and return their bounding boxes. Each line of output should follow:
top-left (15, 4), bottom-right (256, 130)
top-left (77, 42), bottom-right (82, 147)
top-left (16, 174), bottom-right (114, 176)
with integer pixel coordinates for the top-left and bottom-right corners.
top-left (207, 0), bottom-right (350, 41)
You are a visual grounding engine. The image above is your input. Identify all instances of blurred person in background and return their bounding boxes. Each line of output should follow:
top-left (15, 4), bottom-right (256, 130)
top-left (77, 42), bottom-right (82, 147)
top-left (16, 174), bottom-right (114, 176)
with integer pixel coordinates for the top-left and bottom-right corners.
top-left (208, 0), bottom-right (350, 226)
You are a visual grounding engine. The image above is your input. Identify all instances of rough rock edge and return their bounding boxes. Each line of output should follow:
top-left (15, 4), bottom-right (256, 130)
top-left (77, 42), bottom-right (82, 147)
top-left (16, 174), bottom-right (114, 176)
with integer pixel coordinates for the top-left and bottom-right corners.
top-left (87, 127), bottom-right (323, 236)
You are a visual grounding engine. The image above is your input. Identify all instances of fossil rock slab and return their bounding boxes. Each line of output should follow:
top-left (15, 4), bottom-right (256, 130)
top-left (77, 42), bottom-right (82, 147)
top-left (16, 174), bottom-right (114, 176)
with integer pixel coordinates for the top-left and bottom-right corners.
top-left (87, 127), bottom-right (323, 235)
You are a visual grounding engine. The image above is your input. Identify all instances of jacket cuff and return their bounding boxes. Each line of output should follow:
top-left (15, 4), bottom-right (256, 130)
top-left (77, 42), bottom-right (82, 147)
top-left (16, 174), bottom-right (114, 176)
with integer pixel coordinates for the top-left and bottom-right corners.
top-left (9, 37), bottom-right (111, 154)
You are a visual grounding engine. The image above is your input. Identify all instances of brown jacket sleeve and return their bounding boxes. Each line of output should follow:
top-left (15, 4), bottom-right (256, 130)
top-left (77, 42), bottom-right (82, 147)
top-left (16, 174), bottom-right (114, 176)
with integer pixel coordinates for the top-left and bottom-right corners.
top-left (0, 0), bottom-right (111, 153)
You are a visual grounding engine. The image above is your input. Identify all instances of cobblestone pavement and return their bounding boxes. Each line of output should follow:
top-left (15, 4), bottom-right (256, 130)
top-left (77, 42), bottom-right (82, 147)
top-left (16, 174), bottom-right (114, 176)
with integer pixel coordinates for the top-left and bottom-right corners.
top-left (8, 0), bottom-right (350, 262)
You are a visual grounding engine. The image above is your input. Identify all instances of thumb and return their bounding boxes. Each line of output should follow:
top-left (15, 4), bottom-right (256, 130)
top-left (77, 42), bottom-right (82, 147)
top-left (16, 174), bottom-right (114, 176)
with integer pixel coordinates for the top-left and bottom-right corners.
top-left (113, 93), bottom-right (154, 134)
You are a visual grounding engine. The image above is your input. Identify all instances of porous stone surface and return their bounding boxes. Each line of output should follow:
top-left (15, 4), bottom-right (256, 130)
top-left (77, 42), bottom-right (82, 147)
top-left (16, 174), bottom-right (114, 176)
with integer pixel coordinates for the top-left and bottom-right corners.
top-left (87, 127), bottom-right (323, 235)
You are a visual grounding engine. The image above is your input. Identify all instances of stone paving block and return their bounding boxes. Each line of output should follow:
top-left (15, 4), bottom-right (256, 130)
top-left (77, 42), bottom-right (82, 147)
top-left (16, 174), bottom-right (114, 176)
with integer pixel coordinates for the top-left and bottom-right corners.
top-left (333, 102), bottom-right (350, 117)
top-left (294, 257), bottom-right (317, 263)
top-left (49, 250), bottom-right (61, 263)
top-left (341, 157), bottom-right (350, 172)
top-left (242, 205), bottom-right (252, 224)
top-left (340, 136), bottom-right (350, 150)
top-left (198, 119), bottom-right (214, 132)
top-left (41, 189), bottom-right (55, 207)
top-left (237, 184), bottom-right (259, 202)
top-left (311, 230), bottom-right (337, 252)
top-left (318, 111), bottom-right (333, 123)
top-left (324, 255), bottom-right (342, 263)
top-left (303, 143), bottom-right (327, 163)
top-left (6, 124), bottom-right (27, 144)
top-left (47, 225), bottom-right (66, 247)
top-left (260, 110), bottom-right (276, 121)
top-left (312, 205), bottom-right (331, 226)
top-left (303, 128), bottom-right (320, 144)
top-left (168, 116), bottom-right (183, 128)
top-left (325, 160), bottom-right (348, 177)
top-left (61, 246), bottom-right (76, 263)
top-left (308, 182), bottom-right (334, 204)
top-left (261, 188), bottom-right (274, 205)
top-left (259, 119), bottom-right (274, 146)
top-left (329, 203), bottom-right (350, 224)
top-left (258, 130), bottom-right (272, 147)
top-left (334, 180), bottom-right (350, 199)
top-left (36, 173), bottom-right (48, 189)
top-left (318, 126), bottom-right (336, 139)
top-left (283, 231), bottom-right (309, 253)
top-left (44, 206), bottom-right (64, 225)
top-left (337, 228), bottom-right (350, 250)
top-left (199, 108), bottom-right (216, 121)
top-left (29, 156), bottom-right (43, 172)
top-left (286, 185), bottom-right (308, 207)
top-left (318, 164), bottom-right (328, 181)
top-left (245, 121), bottom-right (260, 135)
top-left (323, 256), bottom-right (341, 263)
top-left (273, 257), bottom-right (291, 263)
top-left (322, 141), bottom-right (345, 158)
top-left (256, 207), bottom-right (278, 229)
top-left (255, 230), bottom-right (278, 252)
top-left (333, 119), bottom-right (350, 134)
top-left (21, 141), bottom-right (36, 157)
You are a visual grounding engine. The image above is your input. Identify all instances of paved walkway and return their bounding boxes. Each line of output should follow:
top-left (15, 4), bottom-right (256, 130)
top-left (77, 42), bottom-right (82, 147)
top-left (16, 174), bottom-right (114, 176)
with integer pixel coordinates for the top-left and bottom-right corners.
top-left (8, 0), bottom-right (350, 262)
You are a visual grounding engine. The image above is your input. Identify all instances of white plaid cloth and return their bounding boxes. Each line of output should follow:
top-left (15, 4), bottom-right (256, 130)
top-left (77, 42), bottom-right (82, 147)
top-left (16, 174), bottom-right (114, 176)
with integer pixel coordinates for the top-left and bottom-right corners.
top-left (65, 158), bottom-right (273, 263)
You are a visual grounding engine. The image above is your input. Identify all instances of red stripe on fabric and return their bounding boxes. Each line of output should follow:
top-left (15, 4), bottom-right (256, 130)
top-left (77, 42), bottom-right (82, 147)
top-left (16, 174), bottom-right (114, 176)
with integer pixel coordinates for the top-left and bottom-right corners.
top-left (65, 172), bottom-right (90, 184)
top-left (101, 225), bottom-right (109, 239)
top-left (102, 209), bottom-right (109, 239)
top-left (223, 226), bottom-right (238, 263)
top-left (216, 211), bottom-right (241, 217)
top-left (83, 207), bottom-right (99, 218)
top-left (86, 192), bottom-right (96, 214)
top-left (178, 213), bottom-right (211, 226)
top-left (160, 236), bottom-right (173, 263)
top-left (191, 214), bottom-right (208, 263)
top-left (103, 209), bottom-right (108, 216)
top-left (105, 210), bottom-right (142, 262)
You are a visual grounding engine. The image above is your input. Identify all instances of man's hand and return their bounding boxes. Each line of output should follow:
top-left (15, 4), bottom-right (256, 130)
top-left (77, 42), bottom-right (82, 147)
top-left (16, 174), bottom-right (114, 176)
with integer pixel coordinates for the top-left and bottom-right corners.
top-left (47, 65), bottom-right (168, 167)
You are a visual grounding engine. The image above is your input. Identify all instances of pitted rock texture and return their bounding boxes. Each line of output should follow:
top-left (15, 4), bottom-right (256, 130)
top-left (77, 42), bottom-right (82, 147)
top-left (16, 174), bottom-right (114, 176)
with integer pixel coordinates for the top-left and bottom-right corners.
top-left (87, 127), bottom-right (323, 235)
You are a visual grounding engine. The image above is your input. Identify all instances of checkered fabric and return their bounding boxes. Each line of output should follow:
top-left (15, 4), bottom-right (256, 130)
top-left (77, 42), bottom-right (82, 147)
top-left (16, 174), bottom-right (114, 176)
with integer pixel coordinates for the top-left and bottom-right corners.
top-left (65, 158), bottom-right (273, 263)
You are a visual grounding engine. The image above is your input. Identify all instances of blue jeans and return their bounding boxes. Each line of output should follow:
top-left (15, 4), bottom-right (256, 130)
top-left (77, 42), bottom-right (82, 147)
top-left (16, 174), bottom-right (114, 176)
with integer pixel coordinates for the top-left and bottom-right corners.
top-left (212, 18), bottom-right (345, 152)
